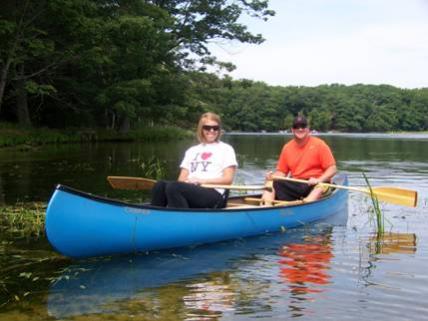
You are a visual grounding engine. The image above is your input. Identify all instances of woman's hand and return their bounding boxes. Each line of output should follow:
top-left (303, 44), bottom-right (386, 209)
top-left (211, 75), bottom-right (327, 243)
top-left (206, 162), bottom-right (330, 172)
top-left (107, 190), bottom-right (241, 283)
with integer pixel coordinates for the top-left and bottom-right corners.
top-left (186, 177), bottom-right (201, 185)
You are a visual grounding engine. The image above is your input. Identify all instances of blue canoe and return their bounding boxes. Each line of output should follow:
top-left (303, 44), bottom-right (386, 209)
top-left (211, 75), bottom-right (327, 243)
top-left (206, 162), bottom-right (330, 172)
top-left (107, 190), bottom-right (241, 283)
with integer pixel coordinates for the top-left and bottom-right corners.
top-left (45, 174), bottom-right (348, 258)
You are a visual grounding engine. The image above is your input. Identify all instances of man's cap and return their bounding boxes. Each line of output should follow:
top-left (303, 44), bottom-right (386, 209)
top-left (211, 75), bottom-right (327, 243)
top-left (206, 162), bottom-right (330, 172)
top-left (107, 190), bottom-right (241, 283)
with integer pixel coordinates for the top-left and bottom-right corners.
top-left (292, 115), bottom-right (308, 127)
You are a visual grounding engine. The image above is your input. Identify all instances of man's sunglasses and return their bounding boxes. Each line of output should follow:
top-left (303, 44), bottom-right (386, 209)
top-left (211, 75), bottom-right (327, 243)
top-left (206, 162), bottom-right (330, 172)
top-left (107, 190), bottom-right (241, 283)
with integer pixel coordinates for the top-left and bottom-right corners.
top-left (202, 125), bottom-right (220, 131)
top-left (292, 124), bottom-right (307, 130)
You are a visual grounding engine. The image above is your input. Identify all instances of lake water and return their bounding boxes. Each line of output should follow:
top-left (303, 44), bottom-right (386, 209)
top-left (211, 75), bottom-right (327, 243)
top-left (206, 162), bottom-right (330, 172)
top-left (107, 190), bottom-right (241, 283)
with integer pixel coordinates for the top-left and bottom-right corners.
top-left (0, 133), bottom-right (428, 320)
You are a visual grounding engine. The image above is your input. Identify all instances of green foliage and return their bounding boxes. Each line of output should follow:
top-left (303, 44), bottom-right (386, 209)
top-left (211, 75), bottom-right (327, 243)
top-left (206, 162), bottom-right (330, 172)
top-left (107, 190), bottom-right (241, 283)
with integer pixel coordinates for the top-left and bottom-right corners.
top-left (0, 0), bottom-right (274, 130)
top-left (309, 108), bottom-right (332, 131)
top-left (282, 114), bottom-right (294, 130)
top-left (129, 126), bottom-right (193, 142)
top-left (0, 123), bottom-right (192, 147)
top-left (0, 203), bottom-right (46, 239)
top-left (24, 81), bottom-right (57, 96)
top-left (140, 156), bottom-right (166, 180)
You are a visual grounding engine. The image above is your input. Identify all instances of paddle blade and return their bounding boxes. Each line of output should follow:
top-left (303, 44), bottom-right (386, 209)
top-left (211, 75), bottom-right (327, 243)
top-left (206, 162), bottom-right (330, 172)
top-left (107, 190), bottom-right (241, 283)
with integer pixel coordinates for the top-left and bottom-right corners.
top-left (371, 186), bottom-right (418, 207)
top-left (107, 176), bottom-right (156, 190)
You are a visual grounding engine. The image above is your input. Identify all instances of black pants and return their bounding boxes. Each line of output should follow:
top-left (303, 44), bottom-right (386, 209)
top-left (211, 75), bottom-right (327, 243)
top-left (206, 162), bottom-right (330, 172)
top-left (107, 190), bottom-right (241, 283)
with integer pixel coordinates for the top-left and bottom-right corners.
top-left (151, 180), bottom-right (225, 209)
top-left (273, 180), bottom-right (314, 201)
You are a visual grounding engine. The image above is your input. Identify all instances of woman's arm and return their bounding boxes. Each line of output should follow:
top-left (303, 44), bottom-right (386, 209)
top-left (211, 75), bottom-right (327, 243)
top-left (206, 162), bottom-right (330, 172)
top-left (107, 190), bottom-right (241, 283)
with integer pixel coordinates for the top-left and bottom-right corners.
top-left (177, 168), bottom-right (189, 182)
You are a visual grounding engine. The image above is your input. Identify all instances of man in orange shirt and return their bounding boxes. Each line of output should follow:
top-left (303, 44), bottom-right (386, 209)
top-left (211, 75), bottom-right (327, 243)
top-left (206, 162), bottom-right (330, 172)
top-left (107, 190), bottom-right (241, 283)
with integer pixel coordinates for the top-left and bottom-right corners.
top-left (262, 115), bottom-right (337, 203)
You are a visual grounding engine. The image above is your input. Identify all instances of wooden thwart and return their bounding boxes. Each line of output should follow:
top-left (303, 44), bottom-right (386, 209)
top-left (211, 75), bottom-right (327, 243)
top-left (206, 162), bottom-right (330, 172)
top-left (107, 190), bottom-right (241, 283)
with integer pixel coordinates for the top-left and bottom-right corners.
top-left (225, 198), bottom-right (304, 209)
top-left (244, 197), bottom-right (304, 206)
top-left (225, 202), bottom-right (260, 209)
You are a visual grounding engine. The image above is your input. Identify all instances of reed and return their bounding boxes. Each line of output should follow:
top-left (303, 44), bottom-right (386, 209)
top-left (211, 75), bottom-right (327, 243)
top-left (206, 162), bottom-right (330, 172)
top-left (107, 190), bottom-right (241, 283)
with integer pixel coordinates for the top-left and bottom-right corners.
top-left (362, 173), bottom-right (384, 234)
top-left (140, 156), bottom-right (167, 179)
top-left (0, 203), bottom-right (46, 239)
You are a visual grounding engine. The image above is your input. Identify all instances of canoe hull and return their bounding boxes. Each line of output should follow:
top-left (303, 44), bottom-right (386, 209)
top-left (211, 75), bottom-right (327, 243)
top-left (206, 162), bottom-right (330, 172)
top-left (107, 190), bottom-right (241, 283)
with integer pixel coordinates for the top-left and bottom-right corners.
top-left (45, 175), bottom-right (348, 258)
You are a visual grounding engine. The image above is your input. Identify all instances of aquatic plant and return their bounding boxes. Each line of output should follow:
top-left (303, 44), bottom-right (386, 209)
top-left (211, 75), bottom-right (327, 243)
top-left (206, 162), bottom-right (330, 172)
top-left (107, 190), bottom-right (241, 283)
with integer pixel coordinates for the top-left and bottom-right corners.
top-left (362, 173), bottom-right (385, 234)
top-left (140, 156), bottom-right (167, 179)
top-left (0, 203), bottom-right (46, 239)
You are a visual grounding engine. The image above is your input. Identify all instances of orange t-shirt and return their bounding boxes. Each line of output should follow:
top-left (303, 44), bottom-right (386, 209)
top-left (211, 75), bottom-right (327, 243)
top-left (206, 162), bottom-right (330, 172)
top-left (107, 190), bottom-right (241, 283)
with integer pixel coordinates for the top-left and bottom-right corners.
top-left (276, 136), bottom-right (336, 179)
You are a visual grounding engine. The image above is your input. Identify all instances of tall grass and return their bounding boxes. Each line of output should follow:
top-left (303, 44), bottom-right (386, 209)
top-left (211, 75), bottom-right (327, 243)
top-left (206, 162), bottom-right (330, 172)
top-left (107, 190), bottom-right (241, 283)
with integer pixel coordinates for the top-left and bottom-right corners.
top-left (362, 173), bottom-right (385, 234)
top-left (0, 203), bottom-right (46, 239)
top-left (0, 122), bottom-right (192, 148)
top-left (140, 156), bottom-right (167, 179)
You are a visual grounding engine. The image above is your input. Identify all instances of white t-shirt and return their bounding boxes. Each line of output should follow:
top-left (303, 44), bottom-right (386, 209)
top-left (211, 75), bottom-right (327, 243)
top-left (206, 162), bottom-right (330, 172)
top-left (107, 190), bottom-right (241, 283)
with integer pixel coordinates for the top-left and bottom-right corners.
top-left (180, 141), bottom-right (238, 193)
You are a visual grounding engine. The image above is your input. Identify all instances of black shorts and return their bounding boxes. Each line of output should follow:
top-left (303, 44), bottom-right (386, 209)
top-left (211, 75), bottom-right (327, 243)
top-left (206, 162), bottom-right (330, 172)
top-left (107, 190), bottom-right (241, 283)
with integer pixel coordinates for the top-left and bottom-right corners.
top-left (151, 180), bottom-right (226, 208)
top-left (273, 180), bottom-right (314, 201)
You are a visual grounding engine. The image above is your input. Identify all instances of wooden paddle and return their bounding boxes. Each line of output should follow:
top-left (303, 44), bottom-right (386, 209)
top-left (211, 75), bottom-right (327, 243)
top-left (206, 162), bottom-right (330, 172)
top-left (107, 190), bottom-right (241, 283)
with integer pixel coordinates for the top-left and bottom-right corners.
top-left (272, 176), bottom-right (418, 208)
top-left (107, 176), bottom-right (269, 191)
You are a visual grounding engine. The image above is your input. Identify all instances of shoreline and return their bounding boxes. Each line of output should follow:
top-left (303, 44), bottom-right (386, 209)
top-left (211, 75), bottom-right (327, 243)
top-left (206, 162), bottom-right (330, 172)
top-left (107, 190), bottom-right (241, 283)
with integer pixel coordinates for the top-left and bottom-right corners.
top-left (0, 124), bottom-right (193, 148)
top-left (2, 122), bottom-right (428, 149)
top-left (226, 131), bottom-right (428, 139)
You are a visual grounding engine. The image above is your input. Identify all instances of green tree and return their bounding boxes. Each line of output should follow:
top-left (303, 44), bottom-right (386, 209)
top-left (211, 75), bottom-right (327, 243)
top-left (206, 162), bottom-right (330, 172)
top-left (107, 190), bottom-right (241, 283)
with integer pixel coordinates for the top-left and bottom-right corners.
top-left (365, 104), bottom-right (398, 132)
top-left (309, 108), bottom-right (332, 131)
top-left (282, 113), bottom-right (294, 130)
top-left (1, 0), bottom-right (275, 130)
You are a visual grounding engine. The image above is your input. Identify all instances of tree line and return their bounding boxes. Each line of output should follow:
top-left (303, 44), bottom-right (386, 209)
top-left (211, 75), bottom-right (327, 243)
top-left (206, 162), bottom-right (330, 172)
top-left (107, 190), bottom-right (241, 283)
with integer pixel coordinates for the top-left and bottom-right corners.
top-left (192, 75), bottom-right (428, 132)
top-left (2, 0), bottom-right (427, 133)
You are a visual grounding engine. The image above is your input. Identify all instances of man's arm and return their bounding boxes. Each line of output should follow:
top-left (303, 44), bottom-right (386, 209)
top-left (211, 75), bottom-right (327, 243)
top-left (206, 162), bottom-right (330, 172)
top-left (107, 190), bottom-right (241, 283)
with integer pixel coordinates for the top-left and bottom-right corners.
top-left (307, 165), bottom-right (337, 186)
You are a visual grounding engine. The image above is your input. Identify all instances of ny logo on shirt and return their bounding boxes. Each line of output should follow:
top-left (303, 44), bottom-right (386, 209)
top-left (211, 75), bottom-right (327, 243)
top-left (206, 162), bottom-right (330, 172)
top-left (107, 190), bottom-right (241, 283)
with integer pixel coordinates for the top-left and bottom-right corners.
top-left (190, 152), bottom-right (212, 172)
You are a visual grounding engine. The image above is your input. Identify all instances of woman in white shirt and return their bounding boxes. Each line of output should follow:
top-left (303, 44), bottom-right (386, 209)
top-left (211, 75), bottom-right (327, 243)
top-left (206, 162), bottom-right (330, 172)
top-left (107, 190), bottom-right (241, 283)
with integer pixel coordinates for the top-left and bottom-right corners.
top-left (151, 112), bottom-right (238, 208)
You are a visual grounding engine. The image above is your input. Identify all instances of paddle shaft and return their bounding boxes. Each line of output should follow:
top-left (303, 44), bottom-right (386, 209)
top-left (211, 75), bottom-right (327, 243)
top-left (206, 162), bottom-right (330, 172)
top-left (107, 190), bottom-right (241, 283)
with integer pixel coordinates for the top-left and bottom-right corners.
top-left (272, 175), bottom-right (417, 207)
top-left (107, 176), bottom-right (269, 191)
top-left (272, 176), bottom-right (360, 192)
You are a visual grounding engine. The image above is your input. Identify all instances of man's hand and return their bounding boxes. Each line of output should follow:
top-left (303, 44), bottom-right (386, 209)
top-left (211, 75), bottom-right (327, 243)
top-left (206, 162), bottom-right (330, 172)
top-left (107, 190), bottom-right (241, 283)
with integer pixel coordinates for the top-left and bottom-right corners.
top-left (307, 177), bottom-right (321, 186)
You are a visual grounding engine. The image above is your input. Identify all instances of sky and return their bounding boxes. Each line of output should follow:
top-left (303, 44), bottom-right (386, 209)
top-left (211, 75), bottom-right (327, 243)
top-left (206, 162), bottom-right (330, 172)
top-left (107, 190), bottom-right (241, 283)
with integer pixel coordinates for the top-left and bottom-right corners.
top-left (208, 0), bottom-right (428, 89)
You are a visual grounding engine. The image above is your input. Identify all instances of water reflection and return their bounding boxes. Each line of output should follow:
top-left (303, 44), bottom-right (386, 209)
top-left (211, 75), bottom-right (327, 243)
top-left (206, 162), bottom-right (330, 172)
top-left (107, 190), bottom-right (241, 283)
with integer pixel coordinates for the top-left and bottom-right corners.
top-left (369, 232), bottom-right (417, 255)
top-left (47, 218), bottom-right (345, 319)
top-left (183, 274), bottom-right (235, 321)
top-left (358, 232), bottom-right (418, 287)
top-left (279, 234), bottom-right (333, 295)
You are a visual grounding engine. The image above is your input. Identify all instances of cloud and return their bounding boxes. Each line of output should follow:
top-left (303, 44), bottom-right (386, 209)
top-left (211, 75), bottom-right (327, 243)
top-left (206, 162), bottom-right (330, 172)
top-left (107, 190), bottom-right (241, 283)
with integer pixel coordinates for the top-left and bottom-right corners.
top-left (208, 0), bottom-right (428, 88)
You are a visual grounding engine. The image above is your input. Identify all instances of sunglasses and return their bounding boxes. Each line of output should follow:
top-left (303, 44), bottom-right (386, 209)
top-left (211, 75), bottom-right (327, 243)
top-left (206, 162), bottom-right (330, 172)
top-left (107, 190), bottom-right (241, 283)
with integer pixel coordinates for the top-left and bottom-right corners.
top-left (202, 125), bottom-right (220, 132)
top-left (292, 124), bottom-right (307, 130)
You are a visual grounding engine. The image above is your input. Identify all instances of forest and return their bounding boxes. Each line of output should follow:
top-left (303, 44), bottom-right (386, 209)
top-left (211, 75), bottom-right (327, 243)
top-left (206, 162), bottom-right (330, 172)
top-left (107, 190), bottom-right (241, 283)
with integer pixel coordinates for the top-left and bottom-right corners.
top-left (1, 0), bottom-right (427, 134)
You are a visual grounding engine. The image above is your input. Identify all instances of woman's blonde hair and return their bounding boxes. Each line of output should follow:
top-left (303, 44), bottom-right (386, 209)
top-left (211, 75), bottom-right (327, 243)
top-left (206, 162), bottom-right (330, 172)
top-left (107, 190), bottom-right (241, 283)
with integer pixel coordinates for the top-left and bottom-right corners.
top-left (196, 112), bottom-right (222, 143)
